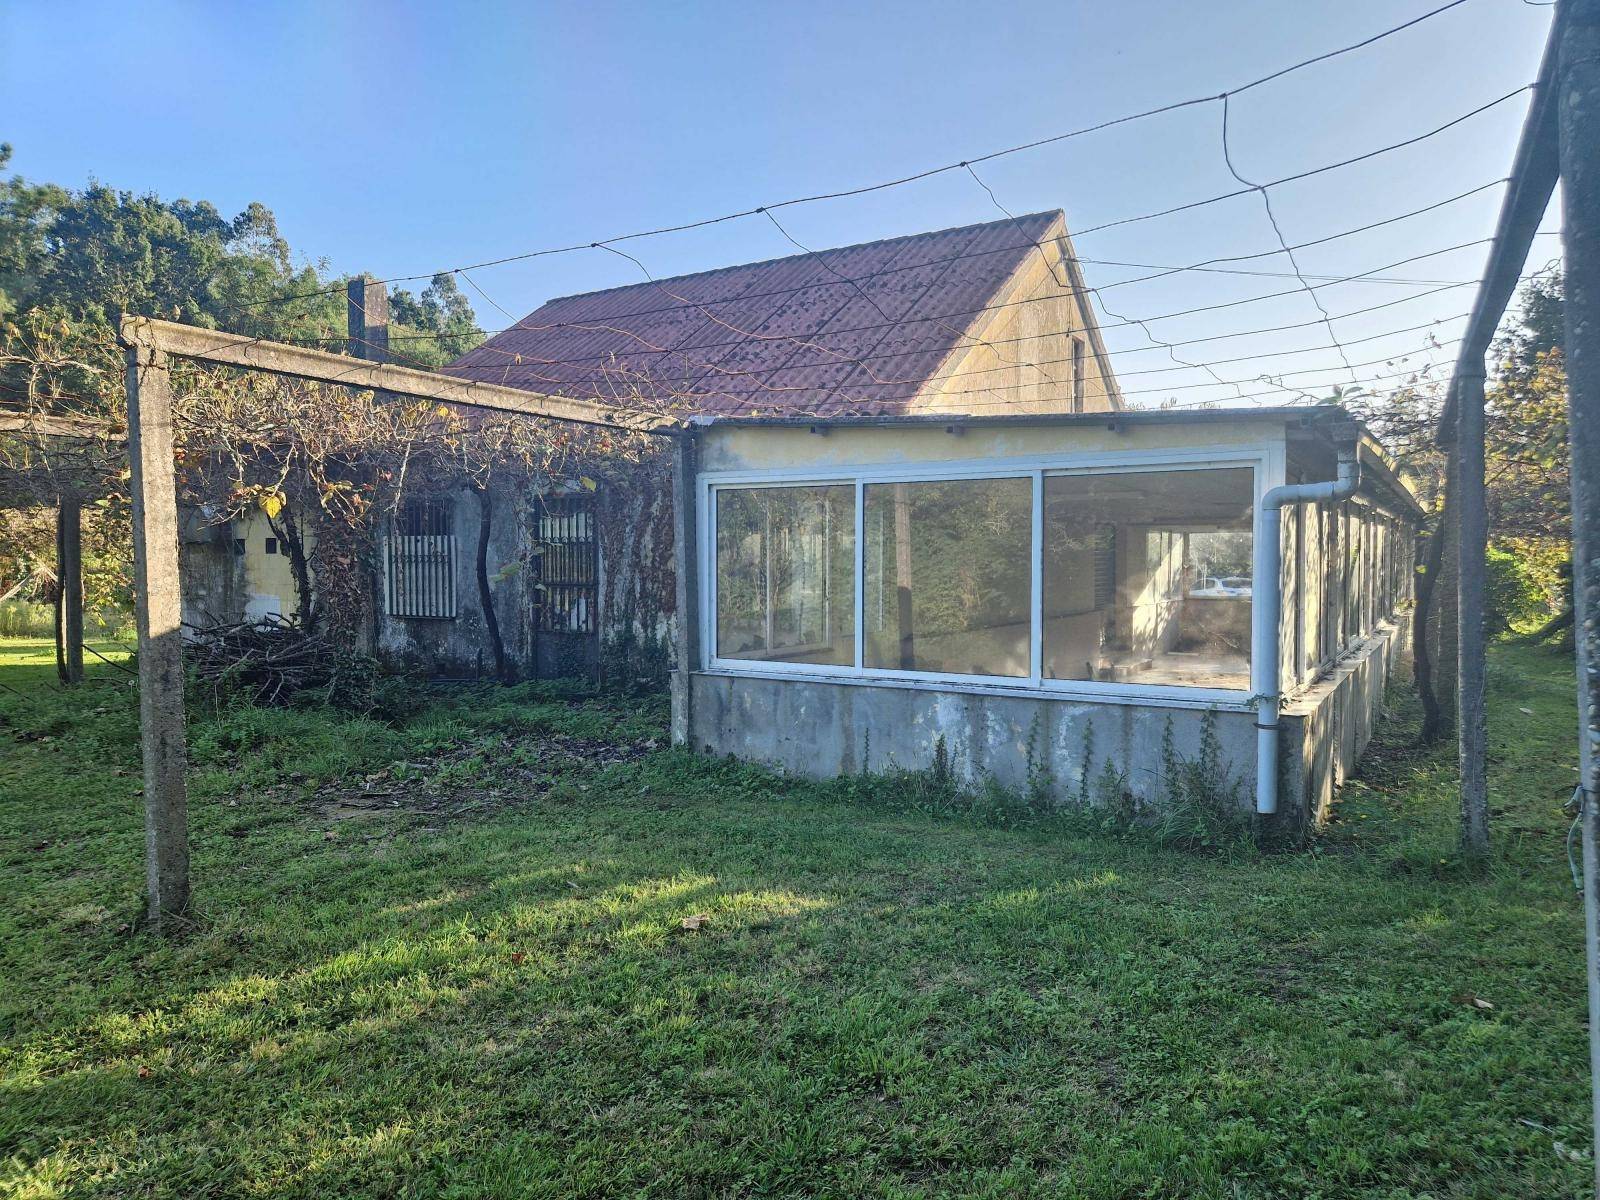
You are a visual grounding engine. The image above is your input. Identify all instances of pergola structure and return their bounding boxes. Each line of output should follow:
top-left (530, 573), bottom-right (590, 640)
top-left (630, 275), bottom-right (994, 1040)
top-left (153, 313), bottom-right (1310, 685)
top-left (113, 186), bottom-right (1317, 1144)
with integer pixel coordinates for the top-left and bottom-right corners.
top-left (117, 315), bottom-right (684, 928)
top-left (1439, 0), bottom-right (1598, 1185)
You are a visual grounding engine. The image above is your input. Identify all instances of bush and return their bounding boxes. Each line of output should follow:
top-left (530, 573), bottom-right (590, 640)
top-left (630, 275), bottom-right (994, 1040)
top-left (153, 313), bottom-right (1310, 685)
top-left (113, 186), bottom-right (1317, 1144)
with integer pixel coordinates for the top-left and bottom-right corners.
top-left (300, 650), bottom-right (425, 723)
top-left (1486, 544), bottom-right (1552, 636)
top-left (0, 601), bottom-right (55, 638)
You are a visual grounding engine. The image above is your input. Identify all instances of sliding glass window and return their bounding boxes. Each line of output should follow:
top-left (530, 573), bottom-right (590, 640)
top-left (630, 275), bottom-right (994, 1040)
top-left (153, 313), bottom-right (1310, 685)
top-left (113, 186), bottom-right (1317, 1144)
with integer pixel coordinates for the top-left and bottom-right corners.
top-left (715, 485), bottom-right (855, 666)
top-left (709, 462), bottom-right (1256, 694)
top-left (862, 477), bottom-right (1033, 677)
top-left (1042, 467), bottom-right (1254, 690)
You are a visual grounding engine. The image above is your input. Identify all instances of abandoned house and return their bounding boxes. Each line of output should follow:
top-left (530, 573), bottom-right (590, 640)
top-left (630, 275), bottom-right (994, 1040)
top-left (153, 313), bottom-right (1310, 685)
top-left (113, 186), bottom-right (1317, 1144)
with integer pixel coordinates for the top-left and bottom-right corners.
top-left (179, 207), bottom-right (1420, 828)
top-left (182, 208), bottom-right (1120, 680)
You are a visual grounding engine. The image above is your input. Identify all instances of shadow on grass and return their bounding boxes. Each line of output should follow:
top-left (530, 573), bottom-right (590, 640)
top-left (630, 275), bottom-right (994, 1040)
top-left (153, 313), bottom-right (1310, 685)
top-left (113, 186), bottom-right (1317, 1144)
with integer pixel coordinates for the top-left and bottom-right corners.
top-left (1, 638), bottom-right (1593, 1197)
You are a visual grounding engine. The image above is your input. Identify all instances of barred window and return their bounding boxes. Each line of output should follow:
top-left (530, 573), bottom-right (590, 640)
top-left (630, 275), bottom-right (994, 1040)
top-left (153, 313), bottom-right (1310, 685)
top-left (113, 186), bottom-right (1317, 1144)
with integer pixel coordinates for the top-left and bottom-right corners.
top-left (534, 496), bottom-right (598, 635)
top-left (384, 496), bottom-right (456, 619)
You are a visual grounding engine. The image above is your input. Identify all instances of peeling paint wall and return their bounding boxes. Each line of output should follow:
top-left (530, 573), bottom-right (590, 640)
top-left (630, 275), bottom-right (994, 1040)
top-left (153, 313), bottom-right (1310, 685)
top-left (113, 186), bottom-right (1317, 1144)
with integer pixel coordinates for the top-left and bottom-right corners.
top-left (689, 620), bottom-right (1405, 839)
top-left (595, 455), bottom-right (676, 687)
top-left (376, 484), bottom-right (533, 679)
top-left (1279, 622), bottom-right (1410, 831)
top-left (178, 507), bottom-right (241, 633)
top-left (176, 476), bottom-right (677, 685)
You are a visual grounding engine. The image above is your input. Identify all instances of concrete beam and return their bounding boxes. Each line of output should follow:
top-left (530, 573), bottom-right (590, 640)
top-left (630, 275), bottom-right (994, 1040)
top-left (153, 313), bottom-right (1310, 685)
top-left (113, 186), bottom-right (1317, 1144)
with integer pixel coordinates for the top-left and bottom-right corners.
top-left (0, 409), bottom-right (120, 438)
top-left (119, 316), bottom-right (677, 434)
top-left (123, 339), bottom-right (191, 930)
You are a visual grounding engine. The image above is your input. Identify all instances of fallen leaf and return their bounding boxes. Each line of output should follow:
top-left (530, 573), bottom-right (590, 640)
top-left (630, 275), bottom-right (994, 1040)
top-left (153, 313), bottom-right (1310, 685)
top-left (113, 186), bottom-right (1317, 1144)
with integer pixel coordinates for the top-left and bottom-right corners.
top-left (1454, 993), bottom-right (1495, 1011)
top-left (680, 914), bottom-right (710, 932)
top-left (509, 951), bottom-right (527, 966)
top-left (1519, 707), bottom-right (1534, 716)
top-left (137, 1065), bottom-right (152, 1080)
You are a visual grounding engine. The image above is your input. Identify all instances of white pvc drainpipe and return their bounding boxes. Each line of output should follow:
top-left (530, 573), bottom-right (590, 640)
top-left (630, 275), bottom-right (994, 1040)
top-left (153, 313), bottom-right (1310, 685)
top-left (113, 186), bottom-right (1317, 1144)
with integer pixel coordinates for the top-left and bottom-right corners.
top-left (1253, 445), bottom-right (1360, 815)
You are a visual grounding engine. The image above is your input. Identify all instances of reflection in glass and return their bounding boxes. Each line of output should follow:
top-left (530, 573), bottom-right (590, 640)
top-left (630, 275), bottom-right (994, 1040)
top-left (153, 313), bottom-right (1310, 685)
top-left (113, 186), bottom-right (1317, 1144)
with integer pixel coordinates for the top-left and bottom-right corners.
top-left (1043, 467), bottom-right (1253, 689)
top-left (863, 477), bottom-right (1032, 677)
top-left (715, 485), bottom-right (855, 666)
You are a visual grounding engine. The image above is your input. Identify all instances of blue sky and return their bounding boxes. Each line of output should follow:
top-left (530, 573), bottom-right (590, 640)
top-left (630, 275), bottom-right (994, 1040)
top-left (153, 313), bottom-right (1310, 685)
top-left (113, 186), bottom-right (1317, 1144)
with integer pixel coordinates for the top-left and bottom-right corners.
top-left (0, 0), bottom-right (1558, 407)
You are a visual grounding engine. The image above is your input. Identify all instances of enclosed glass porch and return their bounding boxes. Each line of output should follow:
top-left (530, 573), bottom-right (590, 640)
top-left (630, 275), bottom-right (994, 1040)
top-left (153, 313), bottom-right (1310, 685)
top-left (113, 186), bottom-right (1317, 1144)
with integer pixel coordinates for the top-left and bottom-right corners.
top-left (708, 463), bottom-right (1256, 696)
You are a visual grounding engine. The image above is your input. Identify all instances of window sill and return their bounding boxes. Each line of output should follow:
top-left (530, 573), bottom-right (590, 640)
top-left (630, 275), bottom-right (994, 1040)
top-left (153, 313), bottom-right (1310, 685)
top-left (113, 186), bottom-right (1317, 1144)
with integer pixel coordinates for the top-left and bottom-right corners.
top-left (693, 666), bottom-right (1254, 712)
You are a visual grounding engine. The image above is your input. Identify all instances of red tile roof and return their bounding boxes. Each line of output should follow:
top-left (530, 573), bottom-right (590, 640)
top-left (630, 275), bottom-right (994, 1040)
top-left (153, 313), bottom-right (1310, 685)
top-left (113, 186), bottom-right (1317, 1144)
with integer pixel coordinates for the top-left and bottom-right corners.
top-left (446, 210), bottom-right (1066, 418)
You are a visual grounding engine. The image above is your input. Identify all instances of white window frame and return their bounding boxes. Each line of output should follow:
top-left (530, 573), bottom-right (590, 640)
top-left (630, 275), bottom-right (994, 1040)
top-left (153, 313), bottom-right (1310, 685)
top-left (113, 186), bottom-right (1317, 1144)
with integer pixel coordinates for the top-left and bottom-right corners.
top-left (698, 443), bottom-right (1279, 711)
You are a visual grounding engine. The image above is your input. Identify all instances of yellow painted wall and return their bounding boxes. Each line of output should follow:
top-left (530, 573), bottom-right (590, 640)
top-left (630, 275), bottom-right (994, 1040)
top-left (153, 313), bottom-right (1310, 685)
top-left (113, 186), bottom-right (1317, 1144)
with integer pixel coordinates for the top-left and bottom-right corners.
top-left (916, 222), bottom-right (1118, 417)
top-left (698, 417), bottom-right (1290, 475)
top-left (235, 510), bottom-right (314, 622)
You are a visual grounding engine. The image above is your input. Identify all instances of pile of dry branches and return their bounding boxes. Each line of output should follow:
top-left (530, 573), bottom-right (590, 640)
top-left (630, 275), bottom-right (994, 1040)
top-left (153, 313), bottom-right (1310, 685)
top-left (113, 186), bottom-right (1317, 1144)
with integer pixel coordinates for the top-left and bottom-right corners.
top-left (183, 617), bottom-right (333, 707)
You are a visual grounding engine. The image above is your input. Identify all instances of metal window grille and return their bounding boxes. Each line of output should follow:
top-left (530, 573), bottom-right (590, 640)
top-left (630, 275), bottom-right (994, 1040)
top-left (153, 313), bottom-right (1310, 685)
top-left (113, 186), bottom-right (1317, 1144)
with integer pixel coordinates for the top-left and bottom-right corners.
top-left (534, 496), bottom-right (598, 635)
top-left (384, 497), bottom-right (457, 619)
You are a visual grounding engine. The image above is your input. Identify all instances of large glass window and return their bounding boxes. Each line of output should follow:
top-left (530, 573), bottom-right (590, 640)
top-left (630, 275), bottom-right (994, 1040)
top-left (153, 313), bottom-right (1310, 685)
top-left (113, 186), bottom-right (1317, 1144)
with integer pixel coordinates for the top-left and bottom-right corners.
top-left (715, 485), bottom-right (855, 666)
top-left (863, 477), bottom-right (1032, 677)
top-left (1042, 467), bottom-right (1254, 690)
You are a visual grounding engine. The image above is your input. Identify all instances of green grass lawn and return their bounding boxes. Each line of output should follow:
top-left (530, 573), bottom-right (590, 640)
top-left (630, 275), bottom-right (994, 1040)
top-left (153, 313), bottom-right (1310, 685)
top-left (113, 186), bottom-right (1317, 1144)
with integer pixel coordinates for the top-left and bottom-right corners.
top-left (0, 636), bottom-right (1591, 1198)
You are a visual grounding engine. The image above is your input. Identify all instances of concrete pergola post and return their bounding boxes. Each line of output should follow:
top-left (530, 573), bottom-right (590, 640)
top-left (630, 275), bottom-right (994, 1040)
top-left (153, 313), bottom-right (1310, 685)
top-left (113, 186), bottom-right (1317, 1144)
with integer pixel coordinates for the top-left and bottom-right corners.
top-left (123, 339), bottom-right (190, 929)
top-left (1455, 367), bottom-right (1490, 859)
top-left (1556, 0), bottom-right (1600, 1188)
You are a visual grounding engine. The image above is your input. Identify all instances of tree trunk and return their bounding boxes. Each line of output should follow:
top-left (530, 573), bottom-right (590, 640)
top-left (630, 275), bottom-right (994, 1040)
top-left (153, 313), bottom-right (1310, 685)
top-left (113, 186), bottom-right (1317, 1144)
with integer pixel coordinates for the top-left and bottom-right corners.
top-left (270, 509), bottom-right (315, 629)
top-left (1416, 454), bottom-right (1460, 743)
top-left (475, 486), bottom-right (511, 683)
top-left (1519, 605), bottom-right (1574, 642)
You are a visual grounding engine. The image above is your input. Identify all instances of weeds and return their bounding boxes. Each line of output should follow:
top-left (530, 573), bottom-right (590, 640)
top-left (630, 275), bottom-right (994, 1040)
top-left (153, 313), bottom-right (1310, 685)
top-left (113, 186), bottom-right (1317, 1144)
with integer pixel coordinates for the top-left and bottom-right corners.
top-left (1151, 710), bottom-right (1252, 854)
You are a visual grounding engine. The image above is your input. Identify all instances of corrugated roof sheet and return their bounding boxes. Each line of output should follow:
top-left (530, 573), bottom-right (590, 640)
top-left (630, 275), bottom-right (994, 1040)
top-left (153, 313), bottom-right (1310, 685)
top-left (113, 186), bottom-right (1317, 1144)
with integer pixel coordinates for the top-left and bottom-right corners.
top-left (445, 210), bottom-right (1064, 418)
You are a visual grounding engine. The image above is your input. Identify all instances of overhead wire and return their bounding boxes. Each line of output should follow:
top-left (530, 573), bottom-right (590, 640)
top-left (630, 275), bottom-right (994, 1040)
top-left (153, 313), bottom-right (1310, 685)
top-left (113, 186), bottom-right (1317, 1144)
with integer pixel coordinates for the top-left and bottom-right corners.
top-left (436, 234), bottom-right (1543, 393)
top-left (180, 0), bottom-right (1539, 425)
top-left (334, 173), bottom-right (1508, 359)
top-left (215, 0), bottom-right (1483, 317)
top-left (1220, 90), bottom-right (1361, 382)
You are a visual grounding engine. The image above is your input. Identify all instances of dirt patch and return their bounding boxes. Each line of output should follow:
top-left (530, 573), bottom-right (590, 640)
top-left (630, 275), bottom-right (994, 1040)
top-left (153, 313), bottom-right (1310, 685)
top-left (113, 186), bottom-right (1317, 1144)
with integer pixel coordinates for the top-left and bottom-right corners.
top-left (303, 730), bottom-right (661, 825)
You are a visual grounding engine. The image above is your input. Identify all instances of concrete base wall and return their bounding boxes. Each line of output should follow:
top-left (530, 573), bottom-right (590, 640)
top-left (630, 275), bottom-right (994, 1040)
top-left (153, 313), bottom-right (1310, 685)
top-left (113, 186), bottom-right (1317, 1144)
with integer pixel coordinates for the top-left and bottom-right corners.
top-left (688, 673), bottom-right (1260, 808)
top-left (686, 621), bottom-right (1408, 836)
top-left (1278, 621), bottom-right (1410, 832)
